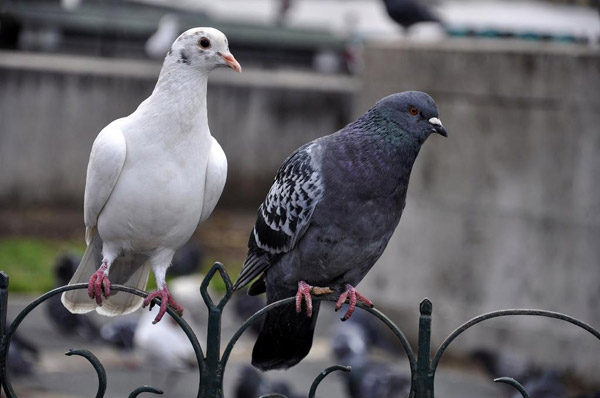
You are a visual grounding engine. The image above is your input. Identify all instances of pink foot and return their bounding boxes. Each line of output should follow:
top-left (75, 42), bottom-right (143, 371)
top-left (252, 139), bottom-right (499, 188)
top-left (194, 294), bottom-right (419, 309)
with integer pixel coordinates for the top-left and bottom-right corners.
top-left (296, 281), bottom-right (313, 317)
top-left (295, 281), bottom-right (333, 318)
top-left (142, 286), bottom-right (183, 324)
top-left (88, 262), bottom-right (111, 306)
top-left (335, 284), bottom-right (373, 321)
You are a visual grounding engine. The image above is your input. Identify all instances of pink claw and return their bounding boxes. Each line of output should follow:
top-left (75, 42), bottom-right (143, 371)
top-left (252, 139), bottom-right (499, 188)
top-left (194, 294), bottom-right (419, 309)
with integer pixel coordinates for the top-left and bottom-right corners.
top-left (88, 262), bottom-right (111, 306)
top-left (143, 287), bottom-right (184, 324)
top-left (296, 281), bottom-right (314, 317)
top-left (335, 284), bottom-right (373, 321)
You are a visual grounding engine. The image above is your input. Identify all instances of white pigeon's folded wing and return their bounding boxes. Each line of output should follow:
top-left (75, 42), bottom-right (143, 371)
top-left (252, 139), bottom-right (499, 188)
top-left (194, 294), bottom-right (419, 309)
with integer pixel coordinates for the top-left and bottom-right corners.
top-left (198, 137), bottom-right (227, 224)
top-left (83, 122), bottom-right (127, 245)
top-left (234, 142), bottom-right (324, 290)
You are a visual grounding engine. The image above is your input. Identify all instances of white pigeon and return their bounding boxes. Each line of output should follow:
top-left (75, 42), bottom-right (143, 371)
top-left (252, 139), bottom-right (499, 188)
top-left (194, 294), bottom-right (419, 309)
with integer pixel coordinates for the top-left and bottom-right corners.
top-left (134, 305), bottom-right (197, 373)
top-left (61, 27), bottom-right (242, 324)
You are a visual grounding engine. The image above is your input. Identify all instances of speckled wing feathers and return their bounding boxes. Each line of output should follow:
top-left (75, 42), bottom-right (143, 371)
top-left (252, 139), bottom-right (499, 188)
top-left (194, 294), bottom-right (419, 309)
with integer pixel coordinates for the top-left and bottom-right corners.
top-left (233, 142), bottom-right (324, 290)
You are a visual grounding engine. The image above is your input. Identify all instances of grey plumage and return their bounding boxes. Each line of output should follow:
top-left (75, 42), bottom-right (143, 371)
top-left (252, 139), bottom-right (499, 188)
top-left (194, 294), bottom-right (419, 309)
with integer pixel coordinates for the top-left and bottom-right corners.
top-left (45, 254), bottom-right (101, 340)
top-left (332, 313), bottom-right (410, 398)
top-left (234, 365), bottom-right (301, 398)
top-left (382, 0), bottom-right (442, 31)
top-left (233, 91), bottom-right (447, 371)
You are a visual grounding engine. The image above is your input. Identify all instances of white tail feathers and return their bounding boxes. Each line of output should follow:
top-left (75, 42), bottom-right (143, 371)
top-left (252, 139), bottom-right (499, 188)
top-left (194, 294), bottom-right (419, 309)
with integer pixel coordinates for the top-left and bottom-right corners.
top-left (61, 233), bottom-right (151, 317)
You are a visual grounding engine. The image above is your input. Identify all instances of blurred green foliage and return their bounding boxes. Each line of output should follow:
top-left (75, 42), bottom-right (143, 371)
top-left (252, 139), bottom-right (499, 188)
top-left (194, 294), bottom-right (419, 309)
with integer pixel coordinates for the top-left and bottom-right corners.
top-left (0, 238), bottom-right (232, 295)
top-left (0, 237), bottom-right (85, 293)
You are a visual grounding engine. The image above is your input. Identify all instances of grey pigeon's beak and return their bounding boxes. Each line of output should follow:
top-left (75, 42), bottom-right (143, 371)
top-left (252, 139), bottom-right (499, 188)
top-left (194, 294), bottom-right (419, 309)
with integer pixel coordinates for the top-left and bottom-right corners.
top-left (429, 117), bottom-right (448, 137)
top-left (219, 51), bottom-right (242, 73)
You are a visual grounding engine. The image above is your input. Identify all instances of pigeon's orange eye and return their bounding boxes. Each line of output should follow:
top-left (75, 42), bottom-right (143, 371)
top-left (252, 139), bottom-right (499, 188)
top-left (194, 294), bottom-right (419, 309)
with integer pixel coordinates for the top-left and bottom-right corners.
top-left (409, 106), bottom-right (419, 115)
top-left (198, 37), bottom-right (211, 49)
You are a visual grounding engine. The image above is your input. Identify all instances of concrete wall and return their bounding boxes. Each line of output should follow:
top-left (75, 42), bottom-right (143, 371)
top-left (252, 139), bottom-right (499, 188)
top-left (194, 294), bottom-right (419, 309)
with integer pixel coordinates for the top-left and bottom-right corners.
top-left (0, 51), bottom-right (356, 206)
top-left (355, 40), bottom-right (600, 381)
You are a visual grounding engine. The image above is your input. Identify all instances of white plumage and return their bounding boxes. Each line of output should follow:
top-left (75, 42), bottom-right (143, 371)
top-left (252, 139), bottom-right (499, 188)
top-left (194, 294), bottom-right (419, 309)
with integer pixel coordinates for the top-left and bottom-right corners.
top-left (62, 27), bottom-right (241, 323)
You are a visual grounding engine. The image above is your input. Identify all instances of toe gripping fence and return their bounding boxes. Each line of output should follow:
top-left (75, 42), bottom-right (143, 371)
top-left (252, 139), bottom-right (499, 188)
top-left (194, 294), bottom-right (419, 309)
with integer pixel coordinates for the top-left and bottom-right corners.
top-left (1, 263), bottom-right (599, 398)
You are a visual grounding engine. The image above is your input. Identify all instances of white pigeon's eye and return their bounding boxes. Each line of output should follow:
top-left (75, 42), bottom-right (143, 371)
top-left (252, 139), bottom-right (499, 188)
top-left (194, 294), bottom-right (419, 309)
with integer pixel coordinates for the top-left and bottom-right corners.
top-left (409, 106), bottom-right (419, 116)
top-left (198, 37), bottom-right (211, 49)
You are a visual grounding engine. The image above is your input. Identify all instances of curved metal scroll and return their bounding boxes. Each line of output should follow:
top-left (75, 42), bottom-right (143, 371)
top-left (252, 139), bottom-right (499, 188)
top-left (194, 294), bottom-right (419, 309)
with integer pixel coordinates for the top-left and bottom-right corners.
top-left (425, 308), bottom-right (600, 398)
top-left (494, 377), bottom-right (530, 398)
top-left (308, 365), bottom-right (351, 398)
top-left (431, 309), bottom-right (600, 373)
top-left (64, 349), bottom-right (107, 398)
top-left (0, 276), bottom-right (200, 397)
top-left (221, 296), bottom-right (417, 377)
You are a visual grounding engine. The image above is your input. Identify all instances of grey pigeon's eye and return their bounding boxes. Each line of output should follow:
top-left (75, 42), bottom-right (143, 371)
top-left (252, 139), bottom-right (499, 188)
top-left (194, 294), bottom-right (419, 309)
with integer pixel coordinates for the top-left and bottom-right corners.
top-left (409, 106), bottom-right (419, 116)
top-left (198, 37), bottom-right (211, 49)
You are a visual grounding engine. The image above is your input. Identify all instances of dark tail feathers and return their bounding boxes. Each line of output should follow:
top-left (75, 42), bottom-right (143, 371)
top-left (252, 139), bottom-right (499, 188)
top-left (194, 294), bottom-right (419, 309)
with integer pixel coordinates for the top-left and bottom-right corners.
top-left (252, 287), bottom-right (320, 371)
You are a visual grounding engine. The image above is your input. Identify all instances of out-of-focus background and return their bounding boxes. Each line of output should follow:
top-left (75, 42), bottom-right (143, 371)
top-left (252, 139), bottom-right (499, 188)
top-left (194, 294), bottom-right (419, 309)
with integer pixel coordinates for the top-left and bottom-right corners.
top-left (1, 0), bottom-right (599, 397)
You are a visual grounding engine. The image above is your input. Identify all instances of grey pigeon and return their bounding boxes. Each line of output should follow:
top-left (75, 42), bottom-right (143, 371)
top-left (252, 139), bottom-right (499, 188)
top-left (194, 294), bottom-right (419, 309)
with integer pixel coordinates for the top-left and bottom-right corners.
top-left (332, 316), bottom-right (409, 398)
top-left (6, 321), bottom-right (39, 378)
top-left (168, 242), bottom-right (204, 277)
top-left (232, 91), bottom-right (447, 371)
top-left (470, 348), bottom-right (535, 382)
top-left (234, 365), bottom-right (301, 398)
top-left (382, 0), bottom-right (442, 31)
top-left (514, 370), bottom-right (567, 398)
top-left (46, 254), bottom-right (101, 340)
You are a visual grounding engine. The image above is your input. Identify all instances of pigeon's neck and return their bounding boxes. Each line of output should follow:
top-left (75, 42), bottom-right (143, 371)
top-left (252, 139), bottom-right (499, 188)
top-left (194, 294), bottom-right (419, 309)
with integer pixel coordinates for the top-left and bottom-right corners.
top-left (328, 108), bottom-right (426, 204)
top-left (142, 66), bottom-right (210, 137)
top-left (352, 108), bottom-right (425, 169)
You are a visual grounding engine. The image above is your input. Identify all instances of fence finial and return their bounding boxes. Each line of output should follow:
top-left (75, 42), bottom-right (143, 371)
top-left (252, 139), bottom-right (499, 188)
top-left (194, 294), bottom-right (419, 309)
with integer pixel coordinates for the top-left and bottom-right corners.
top-left (0, 272), bottom-right (8, 289)
top-left (420, 298), bottom-right (432, 315)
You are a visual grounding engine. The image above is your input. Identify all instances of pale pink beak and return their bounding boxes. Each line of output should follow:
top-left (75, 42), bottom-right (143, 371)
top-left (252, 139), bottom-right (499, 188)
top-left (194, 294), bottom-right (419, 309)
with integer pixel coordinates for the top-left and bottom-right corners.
top-left (219, 52), bottom-right (242, 73)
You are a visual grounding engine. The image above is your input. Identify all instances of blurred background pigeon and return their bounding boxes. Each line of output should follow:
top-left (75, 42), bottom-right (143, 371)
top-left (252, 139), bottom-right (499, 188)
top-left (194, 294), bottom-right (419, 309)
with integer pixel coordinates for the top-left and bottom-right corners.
top-left (231, 292), bottom-right (265, 336)
top-left (382, 0), bottom-right (443, 33)
top-left (470, 348), bottom-right (574, 398)
top-left (470, 348), bottom-right (536, 382)
top-left (167, 242), bottom-right (204, 278)
top-left (134, 305), bottom-right (197, 390)
top-left (276, 0), bottom-right (295, 27)
top-left (144, 14), bottom-right (181, 60)
top-left (100, 316), bottom-right (137, 348)
top-left (513, 370), bottom-right (568, 398)
top-left (234, 365), bottom-right (301, 398)
top-left (45, 254), bottom-right (101, 340)
top-left (5, 323), bottom-right (39, 379)
top-left (332, 314), bottom-right (410, 398)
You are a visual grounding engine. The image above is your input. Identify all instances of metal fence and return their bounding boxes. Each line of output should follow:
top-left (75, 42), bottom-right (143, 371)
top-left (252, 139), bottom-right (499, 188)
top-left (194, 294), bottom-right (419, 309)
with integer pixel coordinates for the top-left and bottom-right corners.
top-left (1, 263), bottom-right (599, 398)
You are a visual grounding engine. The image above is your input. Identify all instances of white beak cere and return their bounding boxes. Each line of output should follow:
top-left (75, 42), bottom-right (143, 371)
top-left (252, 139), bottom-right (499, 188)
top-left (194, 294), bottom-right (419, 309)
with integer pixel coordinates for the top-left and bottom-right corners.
top-left (428, 117), bottom-right (443, 127)
top-left (428, 117), bottom-right (448, 137)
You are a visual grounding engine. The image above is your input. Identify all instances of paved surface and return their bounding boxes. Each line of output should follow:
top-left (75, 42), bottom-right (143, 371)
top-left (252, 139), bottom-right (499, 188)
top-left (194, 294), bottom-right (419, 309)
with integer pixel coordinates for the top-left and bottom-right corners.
top-left (3, 290), bottom-right (511, 398)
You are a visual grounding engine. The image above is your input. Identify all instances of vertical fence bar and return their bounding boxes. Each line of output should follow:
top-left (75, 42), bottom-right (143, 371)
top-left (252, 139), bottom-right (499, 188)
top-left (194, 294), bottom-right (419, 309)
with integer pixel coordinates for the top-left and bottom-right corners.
top-left (0, 272), bottom-right (10, 396)
top-left (199, 263), bottom-right (233, 398)
top-left (415, 298), bottom-right (433, 398)
top-left (201, 304), bottom-right (224, 398)
top-left (0, 273), bottom-right (7, 338)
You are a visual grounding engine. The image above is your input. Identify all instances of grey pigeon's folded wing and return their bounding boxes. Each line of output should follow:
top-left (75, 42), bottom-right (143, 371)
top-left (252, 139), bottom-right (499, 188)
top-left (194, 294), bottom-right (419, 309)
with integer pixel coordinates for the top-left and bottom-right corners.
top-left (234, 142), bottom-right (324, 290)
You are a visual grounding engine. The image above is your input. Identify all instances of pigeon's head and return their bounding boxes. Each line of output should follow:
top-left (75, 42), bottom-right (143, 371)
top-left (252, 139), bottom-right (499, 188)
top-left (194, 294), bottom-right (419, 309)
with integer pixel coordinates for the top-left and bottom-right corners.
top-left (167, 27), bottom-right (242, 73)
top-left (376, 91), bottom-right (448, 140)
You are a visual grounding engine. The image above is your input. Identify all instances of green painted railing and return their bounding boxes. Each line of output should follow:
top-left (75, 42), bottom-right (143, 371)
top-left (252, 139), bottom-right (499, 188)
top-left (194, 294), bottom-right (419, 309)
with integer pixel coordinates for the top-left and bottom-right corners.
top-left (1, 263), bottom-right (599, 397)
